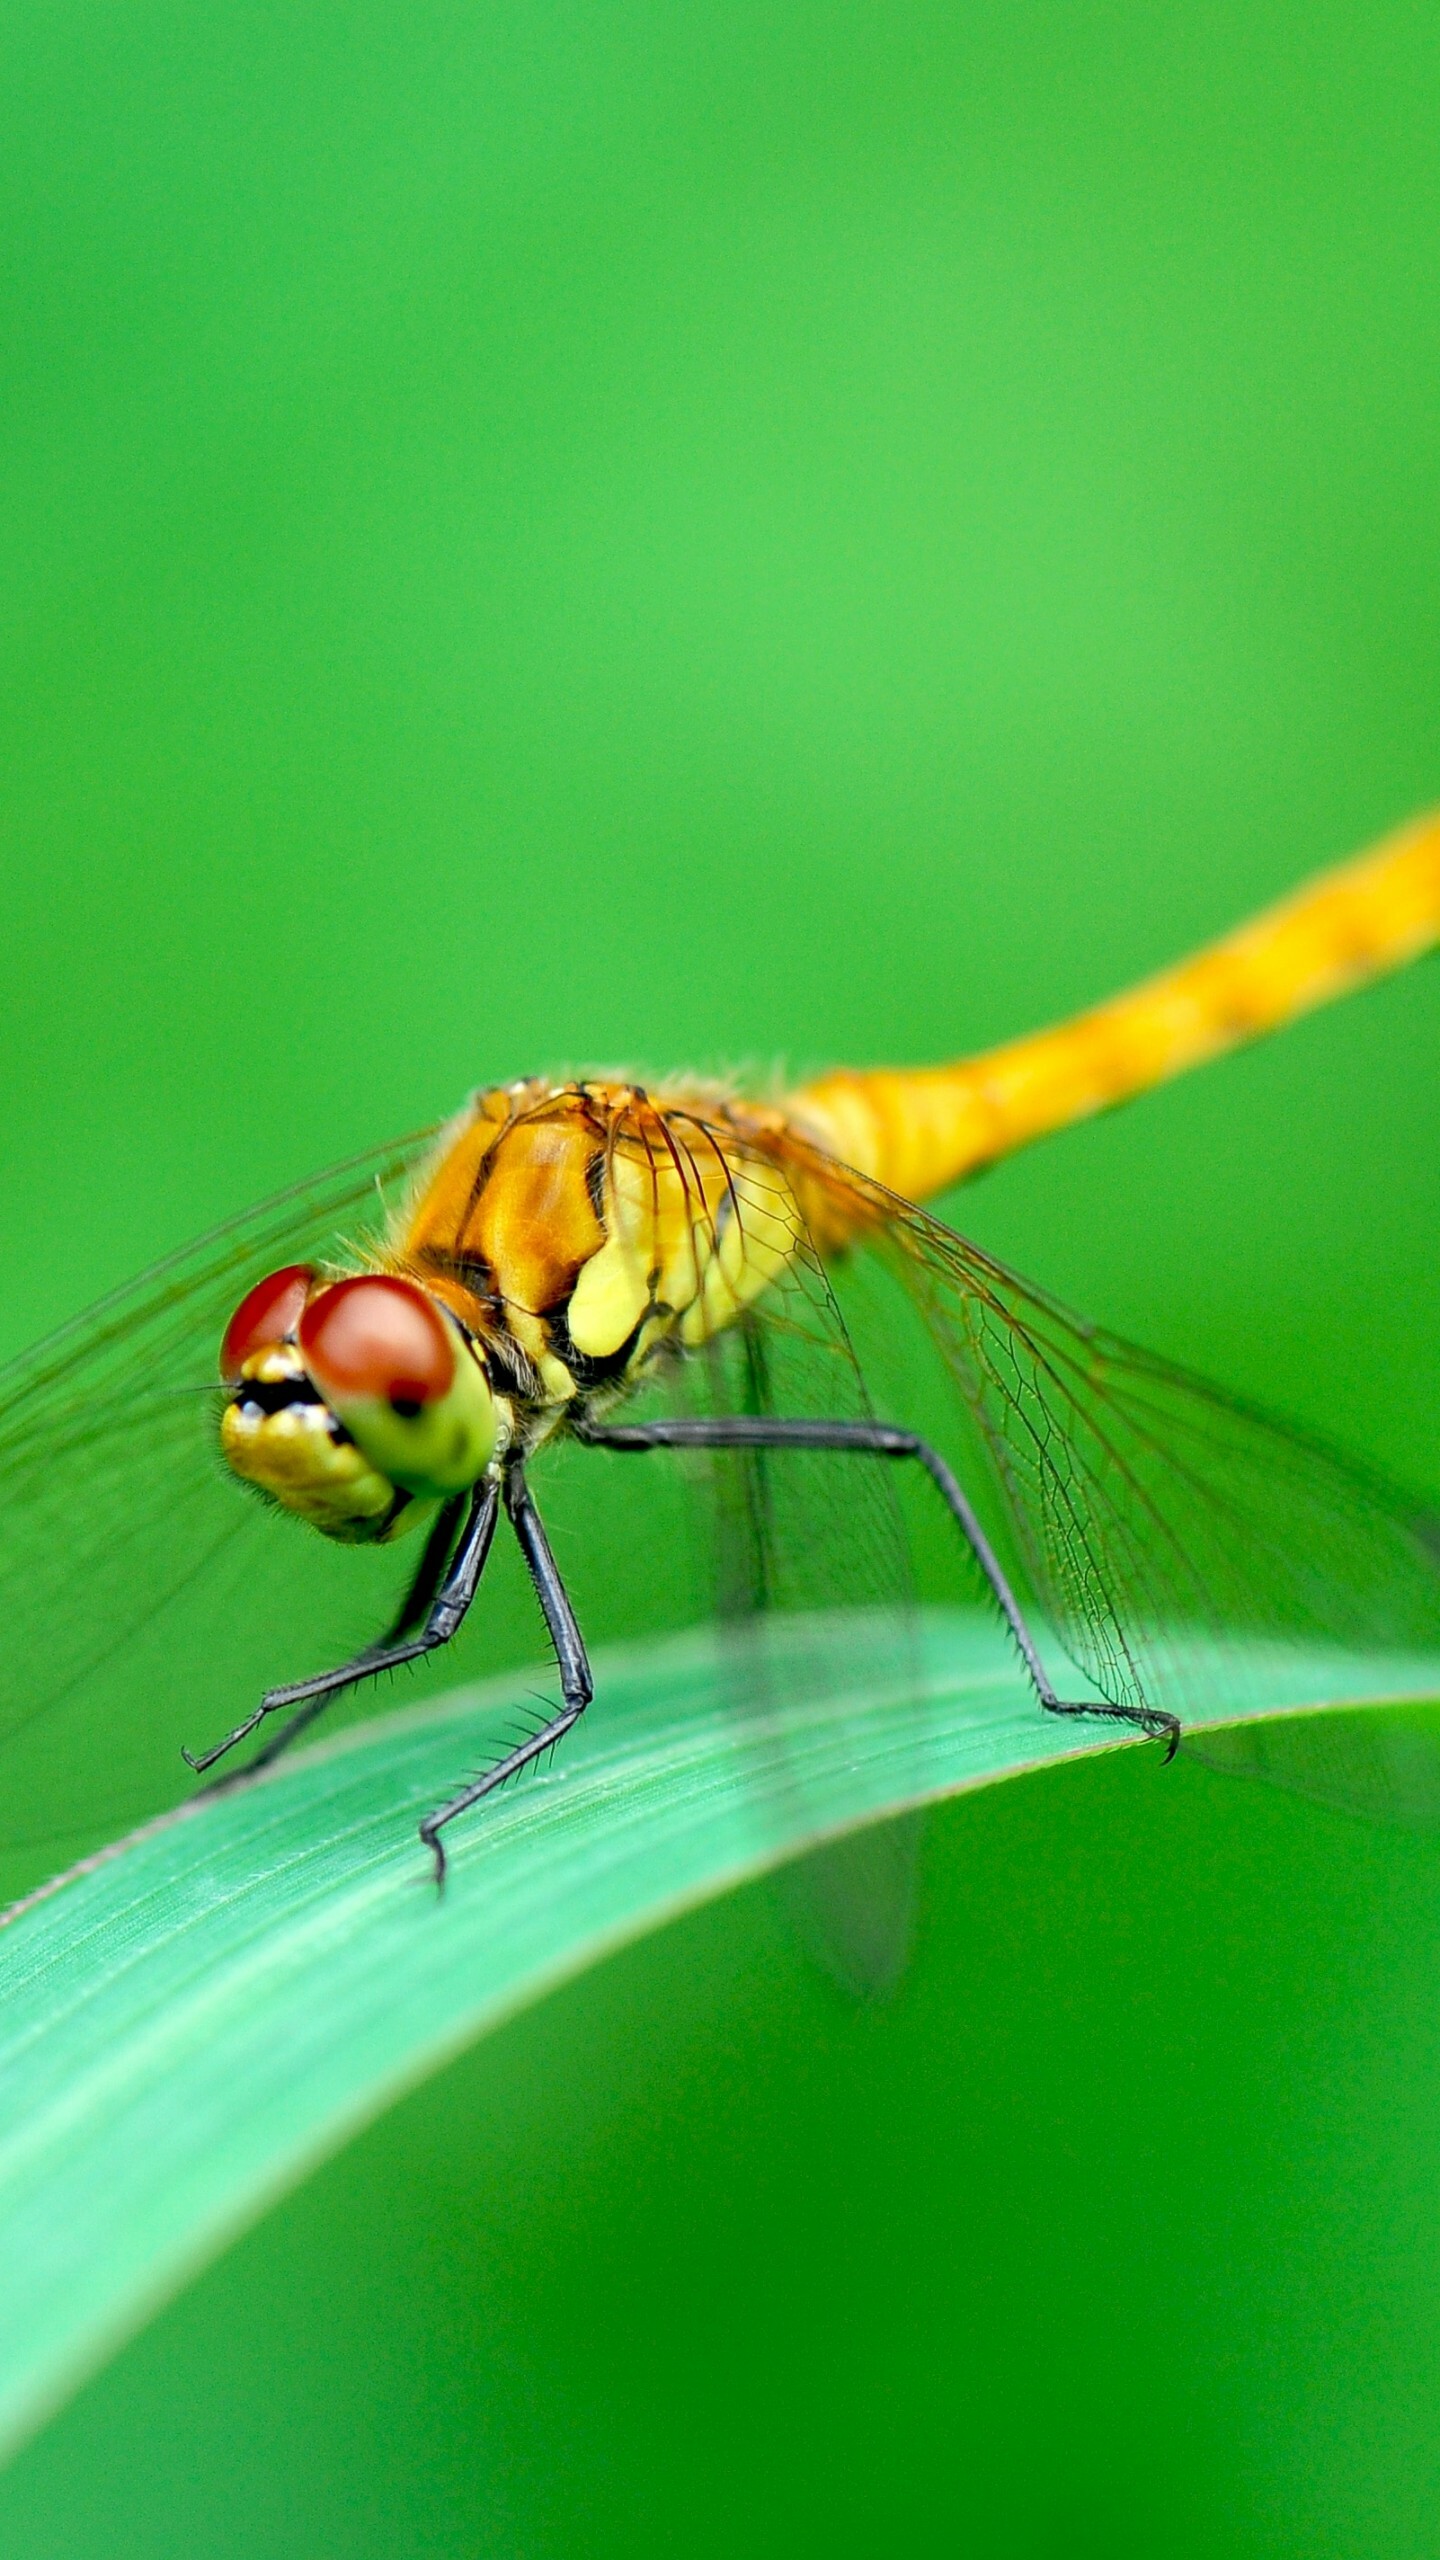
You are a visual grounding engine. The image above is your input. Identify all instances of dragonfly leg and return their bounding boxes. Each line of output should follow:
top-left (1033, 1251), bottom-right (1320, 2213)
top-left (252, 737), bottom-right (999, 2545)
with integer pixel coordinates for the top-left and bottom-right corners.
top-left (573, 1412), bottom-right (1179, 1758)
top-left (419, 1465), bottom-right (593, 1888)
top-left (182, 1479), bottom-right (500, 1779)
top-left (228, 1494), bottom-right (474, 1780)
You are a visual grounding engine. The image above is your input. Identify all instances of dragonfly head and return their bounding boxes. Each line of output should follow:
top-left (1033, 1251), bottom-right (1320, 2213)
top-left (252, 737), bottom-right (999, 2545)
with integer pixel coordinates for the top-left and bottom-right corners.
top-left (219, 1266), bottom-right (500, 1544)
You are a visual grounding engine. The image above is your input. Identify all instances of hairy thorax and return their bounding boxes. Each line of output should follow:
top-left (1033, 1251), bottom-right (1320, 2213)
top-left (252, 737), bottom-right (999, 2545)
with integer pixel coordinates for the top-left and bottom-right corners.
top-left (392, 1081), bottom-right (812, 1424)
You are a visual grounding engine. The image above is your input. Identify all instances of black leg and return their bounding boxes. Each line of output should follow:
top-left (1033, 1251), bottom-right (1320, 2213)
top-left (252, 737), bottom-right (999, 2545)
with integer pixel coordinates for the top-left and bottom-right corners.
top-left (384, 1495), bottom-right (475, 1645)
top-left (572, 1411), bottom-right (1179, 1756)
top-left (418, 1463), bottom-right (594, 1886)
top-left (220, 1493), bottom-right (473, 1779)
top-left (183, 1479), bottom-right (501, 1779)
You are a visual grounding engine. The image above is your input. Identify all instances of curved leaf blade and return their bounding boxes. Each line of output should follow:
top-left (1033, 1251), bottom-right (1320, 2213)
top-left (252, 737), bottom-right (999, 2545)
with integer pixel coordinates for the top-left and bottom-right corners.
top-left (1, 1611), bottom-right (1438, 2465)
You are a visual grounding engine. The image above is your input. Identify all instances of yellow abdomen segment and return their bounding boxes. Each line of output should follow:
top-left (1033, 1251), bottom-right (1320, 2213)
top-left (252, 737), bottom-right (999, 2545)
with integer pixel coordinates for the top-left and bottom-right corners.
top-left (792, 808), bottom-right (1440, 1204)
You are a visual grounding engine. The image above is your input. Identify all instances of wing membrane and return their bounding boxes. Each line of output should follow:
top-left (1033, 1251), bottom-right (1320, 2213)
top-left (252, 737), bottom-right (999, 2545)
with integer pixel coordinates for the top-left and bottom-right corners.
top-left (755, 1129), bottom-right (1440, 1731)
top-left (0, 1128), bottom-right (441, 1899)
top-left (583, 1122), bottom-right (929, 1992)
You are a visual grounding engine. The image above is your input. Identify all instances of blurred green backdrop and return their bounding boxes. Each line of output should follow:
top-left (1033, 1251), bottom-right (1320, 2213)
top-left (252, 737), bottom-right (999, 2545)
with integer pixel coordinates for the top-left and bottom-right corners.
top-left (1, 0), bottom-right (1439, 2550)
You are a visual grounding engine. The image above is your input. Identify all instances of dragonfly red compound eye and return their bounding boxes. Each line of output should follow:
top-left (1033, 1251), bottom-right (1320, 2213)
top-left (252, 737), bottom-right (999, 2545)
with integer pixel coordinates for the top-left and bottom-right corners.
top-left (299, 1275), bottom-right (455, 1412)
top-left (220, 1265), bottom-right (315, 1379)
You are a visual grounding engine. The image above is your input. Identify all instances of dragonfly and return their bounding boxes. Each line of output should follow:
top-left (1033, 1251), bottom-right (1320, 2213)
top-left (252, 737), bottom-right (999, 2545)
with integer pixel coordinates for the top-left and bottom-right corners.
top-left (4, 808), bottom-right (1440, 1903)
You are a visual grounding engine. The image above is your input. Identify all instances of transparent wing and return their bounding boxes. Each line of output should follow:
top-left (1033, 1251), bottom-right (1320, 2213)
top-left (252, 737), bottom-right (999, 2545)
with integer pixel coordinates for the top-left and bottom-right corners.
top-left (1185, 1703), bottom-right (1440, 1827)
top-left (0, 1128), bottom-right (442, 1902)
top-left (598, 1126), bottom-right (929, 1994)
top-left (886, 1223), bottom-right (1440, 1708)
top-left (749, 1130), bottom-right (1440, 1817)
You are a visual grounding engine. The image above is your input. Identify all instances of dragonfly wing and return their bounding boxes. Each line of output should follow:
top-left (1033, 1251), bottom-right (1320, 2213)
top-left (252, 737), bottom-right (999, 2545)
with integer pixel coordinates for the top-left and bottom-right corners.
top-left (0, 1129), bottom-right (440, 1901)
top-left (589, 1147), bottom-right (930, 1996)
top-left (1185, 1708), bottom-right (1440, 1830)
top-left (748, 1128), bottom-right (1440, 1823)
top-left (691, 1304), bottom-right (925, 2001)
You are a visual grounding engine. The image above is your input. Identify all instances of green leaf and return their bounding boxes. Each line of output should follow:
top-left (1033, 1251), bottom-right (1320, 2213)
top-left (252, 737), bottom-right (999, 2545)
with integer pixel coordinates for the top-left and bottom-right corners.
top-left (1, 1611), bottom-right (1437, 2467)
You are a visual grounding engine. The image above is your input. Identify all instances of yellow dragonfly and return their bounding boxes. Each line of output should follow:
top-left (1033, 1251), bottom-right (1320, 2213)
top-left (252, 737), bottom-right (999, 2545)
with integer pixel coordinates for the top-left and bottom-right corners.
top-left (4, 810), bottom-right (1440, 1894)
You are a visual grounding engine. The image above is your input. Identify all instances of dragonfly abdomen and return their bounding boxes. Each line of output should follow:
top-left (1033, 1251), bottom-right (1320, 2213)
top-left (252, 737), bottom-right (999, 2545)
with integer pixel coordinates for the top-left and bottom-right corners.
top-left (790, 806), bottom-right (1440, 1206)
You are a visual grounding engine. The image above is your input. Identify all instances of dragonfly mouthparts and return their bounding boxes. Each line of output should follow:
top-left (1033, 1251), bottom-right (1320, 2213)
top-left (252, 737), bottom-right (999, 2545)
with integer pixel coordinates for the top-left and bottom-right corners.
top-left (229, 1374), bottom-right (331, 1420)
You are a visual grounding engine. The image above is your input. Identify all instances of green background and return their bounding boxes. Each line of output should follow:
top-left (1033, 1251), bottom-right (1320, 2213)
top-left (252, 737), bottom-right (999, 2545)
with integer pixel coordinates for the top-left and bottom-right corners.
top-left (1, 0), bottom-right (1439, 2549)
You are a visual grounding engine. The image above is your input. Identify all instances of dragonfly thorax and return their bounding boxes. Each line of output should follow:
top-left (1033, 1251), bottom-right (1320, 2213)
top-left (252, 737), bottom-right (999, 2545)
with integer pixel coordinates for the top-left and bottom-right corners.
top-left (396, 1081), bottom-right (808, 1414)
